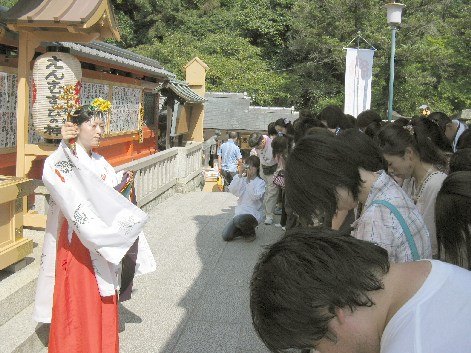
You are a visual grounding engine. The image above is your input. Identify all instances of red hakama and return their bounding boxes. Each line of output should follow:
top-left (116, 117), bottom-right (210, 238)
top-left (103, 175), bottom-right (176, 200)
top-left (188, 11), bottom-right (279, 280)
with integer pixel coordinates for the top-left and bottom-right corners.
top-left (48, 221), bottom-right (119, 353)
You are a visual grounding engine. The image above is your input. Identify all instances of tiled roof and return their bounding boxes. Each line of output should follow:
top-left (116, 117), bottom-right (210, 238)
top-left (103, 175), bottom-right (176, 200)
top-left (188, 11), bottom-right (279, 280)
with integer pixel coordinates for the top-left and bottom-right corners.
top-left (155, 79), bottom-right (205, 104)
top-left (56, 41), bottom-right (175, 80)
top-left (204, 92), bottom-right (298, 131)
top-left (0, 0), bottom-right (119, 40)
top-left (0, 5), bottom-right (174, 81)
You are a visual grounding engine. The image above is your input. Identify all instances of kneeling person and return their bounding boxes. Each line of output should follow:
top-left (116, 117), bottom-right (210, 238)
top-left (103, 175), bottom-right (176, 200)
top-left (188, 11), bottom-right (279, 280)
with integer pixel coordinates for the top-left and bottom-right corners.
top-left (222, 155), bottom-right (266, 242)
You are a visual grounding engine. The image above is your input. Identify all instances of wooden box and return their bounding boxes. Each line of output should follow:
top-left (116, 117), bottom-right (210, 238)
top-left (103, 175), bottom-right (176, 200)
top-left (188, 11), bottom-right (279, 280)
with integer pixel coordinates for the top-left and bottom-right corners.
top-left (0, 176), bottom-right (34, 270)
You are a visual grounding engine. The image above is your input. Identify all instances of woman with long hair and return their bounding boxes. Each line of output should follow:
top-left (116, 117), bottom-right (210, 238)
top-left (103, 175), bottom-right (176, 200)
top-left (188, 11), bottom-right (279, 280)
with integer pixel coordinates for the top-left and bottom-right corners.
top-left (274, 118), bottom-right (295, 137)
top-left (271, 135), bottom-right (289, 230)
top-left (376, 121), bottom-right (447, 257)
top-left (435, 171), bottom-right (471, 269)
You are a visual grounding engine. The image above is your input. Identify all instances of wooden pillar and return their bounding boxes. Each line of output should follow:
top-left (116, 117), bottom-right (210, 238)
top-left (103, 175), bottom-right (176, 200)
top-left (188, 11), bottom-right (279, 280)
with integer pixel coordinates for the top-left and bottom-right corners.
top-left (166, 97), bottom-right (175, 150)
top-left (185, 57), bottom-right (208, 142)
top-left (15, 32), bottom-right (40, 177)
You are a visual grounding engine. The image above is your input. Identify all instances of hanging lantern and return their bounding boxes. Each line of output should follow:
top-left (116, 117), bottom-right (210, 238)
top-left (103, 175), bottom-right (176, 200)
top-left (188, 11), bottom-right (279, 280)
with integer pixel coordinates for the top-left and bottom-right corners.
top-left (32, 49), bottom-right (82, 139)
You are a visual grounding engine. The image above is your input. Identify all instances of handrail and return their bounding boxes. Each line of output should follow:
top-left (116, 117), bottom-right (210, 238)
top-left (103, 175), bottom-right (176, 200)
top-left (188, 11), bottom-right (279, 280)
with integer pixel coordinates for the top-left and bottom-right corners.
top-left (115, 143), bottom-right (203, 208)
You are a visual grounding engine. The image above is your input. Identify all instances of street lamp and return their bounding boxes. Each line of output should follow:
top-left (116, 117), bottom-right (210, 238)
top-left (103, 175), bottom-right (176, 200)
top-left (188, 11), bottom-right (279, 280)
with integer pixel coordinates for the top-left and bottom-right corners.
top-left (385, 2), bottom-right (405, 122)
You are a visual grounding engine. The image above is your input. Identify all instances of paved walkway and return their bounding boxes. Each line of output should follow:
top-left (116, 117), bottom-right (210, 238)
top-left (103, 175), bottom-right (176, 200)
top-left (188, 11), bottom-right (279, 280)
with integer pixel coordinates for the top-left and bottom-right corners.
top-left (116, 191), bottom-right (283, 353)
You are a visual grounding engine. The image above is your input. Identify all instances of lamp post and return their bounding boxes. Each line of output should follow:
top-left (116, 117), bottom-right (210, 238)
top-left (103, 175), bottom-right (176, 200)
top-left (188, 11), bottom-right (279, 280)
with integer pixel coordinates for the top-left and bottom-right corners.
top-left (385, 2), bottom-right (405, 122)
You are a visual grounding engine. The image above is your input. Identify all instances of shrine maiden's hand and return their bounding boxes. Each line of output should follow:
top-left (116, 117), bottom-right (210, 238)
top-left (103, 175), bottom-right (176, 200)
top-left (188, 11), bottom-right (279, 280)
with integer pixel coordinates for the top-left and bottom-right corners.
top-left (125, 170), bottom-right (134, 181)
top-left (61, 122), bottom-right (79, 142)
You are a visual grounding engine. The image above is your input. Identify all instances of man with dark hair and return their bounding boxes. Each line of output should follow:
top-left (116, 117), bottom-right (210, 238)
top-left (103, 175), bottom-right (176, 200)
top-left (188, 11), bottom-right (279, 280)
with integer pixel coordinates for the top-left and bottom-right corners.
top-left (217, 131), bottom-right (242, 190)
top-left (318, 105), bottom-right (353, 134)
top-left (356, 109), bottom-right (382, 132)
top-left (285, 133), bottom-right (431, 262)
top-left (292, 114), bottom-right (326, 143)
top-left (428, 111), bottom-right (468, 152)
top-left (250, 227), bottom-right (471, 353)
top-left (248, 132), bottom-right (278, 225)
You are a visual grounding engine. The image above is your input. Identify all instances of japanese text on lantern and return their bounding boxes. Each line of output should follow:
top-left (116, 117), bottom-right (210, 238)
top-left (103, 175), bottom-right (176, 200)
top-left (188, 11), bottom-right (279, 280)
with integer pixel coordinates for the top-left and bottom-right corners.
top-left (45, 56), bottom-right (66, 136)
top-left (32, 52), bottom-right (82, 139)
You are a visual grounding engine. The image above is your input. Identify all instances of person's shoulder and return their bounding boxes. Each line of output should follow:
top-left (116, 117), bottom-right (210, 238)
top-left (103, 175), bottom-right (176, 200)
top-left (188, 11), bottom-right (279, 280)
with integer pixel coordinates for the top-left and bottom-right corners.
top-left (378, 173), bottom-right (413, 203)
top-left (92, 151), bottom-right (113, 168)
top-left (91, 151), bottom-right (104, 161)
top-left (44, 149), bottom-right (60, 166)
top-left (44, 141), bottom-right (67, 164)
top-left (254, 176), bottom-right (266, 185)
top-left (424, 172), bottom-right (447, 189)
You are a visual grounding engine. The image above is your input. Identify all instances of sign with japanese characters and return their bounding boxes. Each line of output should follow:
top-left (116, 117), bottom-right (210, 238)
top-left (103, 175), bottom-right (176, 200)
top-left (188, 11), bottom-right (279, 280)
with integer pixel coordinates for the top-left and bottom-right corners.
top-left (32, 52), bottom-right (82, 139)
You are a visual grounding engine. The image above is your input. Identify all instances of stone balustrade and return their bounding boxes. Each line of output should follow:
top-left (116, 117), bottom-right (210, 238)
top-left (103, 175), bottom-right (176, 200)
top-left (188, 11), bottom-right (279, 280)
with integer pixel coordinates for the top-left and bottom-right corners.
top-left (115, 142), bottom-right (204, 211)
top-left (32, 142), bottom-right (204, 216)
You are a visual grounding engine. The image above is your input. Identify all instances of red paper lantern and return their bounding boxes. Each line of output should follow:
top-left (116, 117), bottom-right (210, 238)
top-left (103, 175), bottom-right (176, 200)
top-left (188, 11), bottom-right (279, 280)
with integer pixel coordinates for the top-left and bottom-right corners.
top-left (32, 51), bottom-right (82, 139)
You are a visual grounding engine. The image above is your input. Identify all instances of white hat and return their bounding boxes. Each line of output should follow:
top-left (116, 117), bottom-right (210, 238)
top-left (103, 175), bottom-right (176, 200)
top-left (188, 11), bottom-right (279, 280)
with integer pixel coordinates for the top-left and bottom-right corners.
top-left (418, 104), bottom-right (430, 110)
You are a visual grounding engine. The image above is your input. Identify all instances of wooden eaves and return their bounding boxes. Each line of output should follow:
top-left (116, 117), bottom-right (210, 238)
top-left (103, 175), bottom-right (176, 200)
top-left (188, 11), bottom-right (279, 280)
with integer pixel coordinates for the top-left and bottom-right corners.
top-left (1, 0), bottom-right (120, 42)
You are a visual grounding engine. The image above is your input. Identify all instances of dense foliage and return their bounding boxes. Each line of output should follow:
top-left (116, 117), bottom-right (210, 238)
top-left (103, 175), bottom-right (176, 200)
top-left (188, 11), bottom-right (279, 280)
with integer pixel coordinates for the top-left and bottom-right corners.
top-left (3, 0), bottom-right (470, 116)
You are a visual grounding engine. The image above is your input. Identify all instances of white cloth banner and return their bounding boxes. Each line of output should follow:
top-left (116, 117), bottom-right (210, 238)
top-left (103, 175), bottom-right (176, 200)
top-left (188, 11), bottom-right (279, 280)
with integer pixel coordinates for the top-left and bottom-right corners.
top-left (344, 48), bottom-right (375, 117)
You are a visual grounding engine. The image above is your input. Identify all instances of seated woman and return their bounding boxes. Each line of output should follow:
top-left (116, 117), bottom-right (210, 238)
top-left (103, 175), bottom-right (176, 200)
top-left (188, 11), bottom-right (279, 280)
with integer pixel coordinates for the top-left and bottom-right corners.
top-left (435, 171), bottom-right (471, 269)
top-left (222, 155), bottom-right (266, 242)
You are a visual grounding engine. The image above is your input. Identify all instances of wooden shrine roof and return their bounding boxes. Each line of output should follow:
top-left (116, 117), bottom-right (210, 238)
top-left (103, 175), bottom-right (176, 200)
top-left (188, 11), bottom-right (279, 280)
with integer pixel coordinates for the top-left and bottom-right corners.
top-left (0, 0), bottom-right (119, 41)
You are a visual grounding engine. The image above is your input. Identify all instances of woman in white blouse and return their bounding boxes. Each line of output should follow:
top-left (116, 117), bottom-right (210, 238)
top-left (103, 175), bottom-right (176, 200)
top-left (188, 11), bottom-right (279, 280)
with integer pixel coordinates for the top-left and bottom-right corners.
top-left (377, 119), bottom-right (448, 257)
top-left (222, 155), bottom-right (266, 242)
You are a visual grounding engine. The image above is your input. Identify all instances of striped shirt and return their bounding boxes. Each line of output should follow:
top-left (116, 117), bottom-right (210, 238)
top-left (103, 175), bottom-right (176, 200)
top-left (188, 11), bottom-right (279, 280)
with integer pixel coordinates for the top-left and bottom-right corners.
top-left (352, 171), bottom-right (432, 263)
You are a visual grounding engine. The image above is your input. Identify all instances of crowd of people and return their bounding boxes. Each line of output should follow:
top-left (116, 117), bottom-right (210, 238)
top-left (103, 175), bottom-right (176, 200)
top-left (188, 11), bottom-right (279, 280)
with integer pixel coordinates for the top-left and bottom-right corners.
top-left (35, 98), bottom-right (471, 352)
top-left (220, 108), bottom-right (471, 256)
top-left (240, 106), bottom-right (471, 352)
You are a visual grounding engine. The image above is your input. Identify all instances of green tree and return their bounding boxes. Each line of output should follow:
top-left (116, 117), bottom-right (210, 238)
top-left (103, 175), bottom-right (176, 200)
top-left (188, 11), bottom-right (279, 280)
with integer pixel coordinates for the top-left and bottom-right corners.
top-left (134, 32), bottom-right (290, 106)
top-left (0, 0), bottom-right (19, 8)
top-left (111, 0), bottom-right (471, 115)
top-left (286, 0), bottom-right (388, 113)
top-left (393, 0), bottom-right (471, 115)
top-left (286, 0), bottom-right (471, 116)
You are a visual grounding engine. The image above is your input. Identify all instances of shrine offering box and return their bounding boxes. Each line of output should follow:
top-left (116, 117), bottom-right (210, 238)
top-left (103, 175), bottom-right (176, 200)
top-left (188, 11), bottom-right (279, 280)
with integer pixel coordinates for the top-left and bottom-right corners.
top-left (0, 176), bottom-right (34, 270)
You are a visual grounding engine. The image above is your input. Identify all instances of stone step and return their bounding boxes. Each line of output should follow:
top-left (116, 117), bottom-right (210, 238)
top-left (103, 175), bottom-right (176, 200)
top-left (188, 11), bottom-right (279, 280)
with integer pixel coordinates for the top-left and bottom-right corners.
top-left (0, 302), bottom-right (49, 353)
top-left (0, 229), bottom-right (43, 325)
top-left (0, 229), bottom-right (45, 352)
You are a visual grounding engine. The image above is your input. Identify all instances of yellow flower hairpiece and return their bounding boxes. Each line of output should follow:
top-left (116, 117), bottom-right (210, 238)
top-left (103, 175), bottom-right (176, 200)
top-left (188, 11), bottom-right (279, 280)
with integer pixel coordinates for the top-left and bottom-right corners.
top-left (89, 97), bottom-right (112, 113)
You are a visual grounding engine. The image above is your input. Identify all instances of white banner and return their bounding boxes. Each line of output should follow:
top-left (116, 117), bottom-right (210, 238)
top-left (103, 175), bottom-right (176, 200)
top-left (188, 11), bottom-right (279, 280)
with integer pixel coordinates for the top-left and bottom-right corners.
top-left (344, 48), bottom-right (375, 117)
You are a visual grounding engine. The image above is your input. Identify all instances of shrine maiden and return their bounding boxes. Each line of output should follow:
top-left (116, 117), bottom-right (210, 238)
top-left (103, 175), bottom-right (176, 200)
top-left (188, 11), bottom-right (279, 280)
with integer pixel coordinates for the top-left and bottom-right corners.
top-left (33, 101), bottom-right (156, 353)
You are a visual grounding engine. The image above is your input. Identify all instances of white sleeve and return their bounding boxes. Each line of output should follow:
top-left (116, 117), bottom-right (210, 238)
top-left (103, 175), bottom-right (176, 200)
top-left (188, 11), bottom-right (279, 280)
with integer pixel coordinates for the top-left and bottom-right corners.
top-left (228, 174), bottom-right (246, 197)
top-left (245, 178), bottom-right (266, 201)
top-left (42, 145), bottom-right (148, 266)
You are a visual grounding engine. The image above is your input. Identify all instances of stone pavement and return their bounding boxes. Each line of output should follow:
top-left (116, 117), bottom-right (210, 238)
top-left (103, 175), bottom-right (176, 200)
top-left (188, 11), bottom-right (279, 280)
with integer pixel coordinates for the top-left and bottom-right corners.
top-left (115, 191), bottom-right (283, 353)
top-left (1, 190), bottom-right (284, 353)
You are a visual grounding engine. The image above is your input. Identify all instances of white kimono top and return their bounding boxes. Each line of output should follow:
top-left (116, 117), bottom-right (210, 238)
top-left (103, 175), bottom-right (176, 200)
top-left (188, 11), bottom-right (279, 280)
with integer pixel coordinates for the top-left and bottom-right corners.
top-left (33, 141), bottom-right (156, 323)
top-left (228, 174), bottom-right (266, 223)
